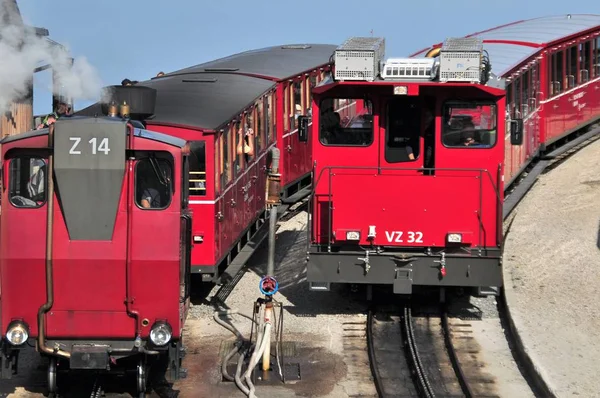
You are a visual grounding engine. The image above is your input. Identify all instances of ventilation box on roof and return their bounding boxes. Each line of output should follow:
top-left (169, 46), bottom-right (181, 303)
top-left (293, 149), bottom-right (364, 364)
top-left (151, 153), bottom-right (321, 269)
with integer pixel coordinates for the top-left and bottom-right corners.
top-left (334, 37), bottom-right (385, 82)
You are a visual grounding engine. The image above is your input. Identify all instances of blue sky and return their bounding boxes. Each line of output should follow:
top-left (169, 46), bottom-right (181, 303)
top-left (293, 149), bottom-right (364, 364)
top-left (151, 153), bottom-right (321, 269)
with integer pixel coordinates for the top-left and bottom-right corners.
top-left (16, 0), bottom-right (599, 115)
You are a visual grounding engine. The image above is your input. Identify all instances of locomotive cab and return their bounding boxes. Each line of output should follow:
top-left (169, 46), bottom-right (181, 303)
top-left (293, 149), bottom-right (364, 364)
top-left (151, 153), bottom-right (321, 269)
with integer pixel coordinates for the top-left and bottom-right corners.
top-left (305, 36), bottom-right (509, 295)
top-left (0, 109), bottom-right (191, 394)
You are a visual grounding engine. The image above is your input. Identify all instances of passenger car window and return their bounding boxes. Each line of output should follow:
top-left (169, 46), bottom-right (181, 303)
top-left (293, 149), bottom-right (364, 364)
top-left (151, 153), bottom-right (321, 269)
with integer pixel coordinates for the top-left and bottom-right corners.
top-left (9, 156), bottom-right (46, 208)
top-left (442, 102), bottom-right (497, 148)
top-left (319, 98), bottom-right (373, 146)
top-left (135, 156), bottom-right (173, 209)
top-left (188, 141), bottom-right (206, 196)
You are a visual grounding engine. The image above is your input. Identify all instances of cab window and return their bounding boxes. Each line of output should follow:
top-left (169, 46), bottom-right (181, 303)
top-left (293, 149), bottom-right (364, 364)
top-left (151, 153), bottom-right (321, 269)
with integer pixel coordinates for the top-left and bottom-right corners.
top-left (135, 156), bottom-right (173, 209)
top-left (188, 141), bottom-right (206, 196)
top-left (319, 98), bottom-right (373, 146)
top-left (442, 102), bottom-right (497, 148)
top-left (9, 156), bottom-right (46, 208)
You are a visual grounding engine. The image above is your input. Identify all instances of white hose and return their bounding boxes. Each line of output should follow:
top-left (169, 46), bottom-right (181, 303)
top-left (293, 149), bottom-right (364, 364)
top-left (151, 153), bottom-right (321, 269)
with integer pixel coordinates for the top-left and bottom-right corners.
top-left (245, 322), bottom-right (272, 398)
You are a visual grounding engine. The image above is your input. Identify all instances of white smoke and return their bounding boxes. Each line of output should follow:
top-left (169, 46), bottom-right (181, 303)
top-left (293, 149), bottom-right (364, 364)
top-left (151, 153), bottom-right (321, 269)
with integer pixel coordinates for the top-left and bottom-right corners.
top-left (0, 21), bottom-right (103, 113)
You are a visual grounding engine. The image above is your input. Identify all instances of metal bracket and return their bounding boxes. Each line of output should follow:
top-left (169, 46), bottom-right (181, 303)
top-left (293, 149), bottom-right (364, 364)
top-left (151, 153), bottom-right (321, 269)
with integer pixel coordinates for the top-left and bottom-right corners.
top-left (393, 268), bottom-right (413, 294)
top-left (357, 250), bottom-right (371, 274)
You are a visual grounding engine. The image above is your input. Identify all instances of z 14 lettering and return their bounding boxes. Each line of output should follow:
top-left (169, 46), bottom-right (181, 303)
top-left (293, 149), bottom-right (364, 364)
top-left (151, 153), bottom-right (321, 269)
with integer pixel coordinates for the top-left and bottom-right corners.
top-left (68, 136), bottom-right (111, 155)
top-left (385, 231), bottom-right (423, 243)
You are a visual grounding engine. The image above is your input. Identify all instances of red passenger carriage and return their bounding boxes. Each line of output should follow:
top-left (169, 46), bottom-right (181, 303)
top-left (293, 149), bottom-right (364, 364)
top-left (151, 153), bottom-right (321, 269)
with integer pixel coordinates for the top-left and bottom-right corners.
top-left (303, 37), bottom-right (524, 294)
top-left (0, 88), bottom-right (191, 396)
top-left (411, 14), bottom-right (600, 188)
top-left (78, 44), bottom-right (338, 284)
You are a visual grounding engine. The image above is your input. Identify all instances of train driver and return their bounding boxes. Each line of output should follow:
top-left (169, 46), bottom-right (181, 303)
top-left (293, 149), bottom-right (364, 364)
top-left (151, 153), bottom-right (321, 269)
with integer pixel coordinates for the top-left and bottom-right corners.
top-left (140, 186), bottom-right (161, 209)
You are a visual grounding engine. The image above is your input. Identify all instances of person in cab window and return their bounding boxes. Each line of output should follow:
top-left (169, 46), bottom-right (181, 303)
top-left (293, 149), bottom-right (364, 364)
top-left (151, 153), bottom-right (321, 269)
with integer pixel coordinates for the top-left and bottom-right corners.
top-left (27, 161), bottom-right (46, 203)
top-left (320, 107), bottom-right (341, 144)
top-left (389, 118), bottom-right (415, 160)
top-left (461, 130), bottom-right (481, 146)
top-left (138, 163), bottom-right (165, 209)
top-left (141, 185), bottom-right (161, 208)
top-left (236, 125), bottom-right (255, 161)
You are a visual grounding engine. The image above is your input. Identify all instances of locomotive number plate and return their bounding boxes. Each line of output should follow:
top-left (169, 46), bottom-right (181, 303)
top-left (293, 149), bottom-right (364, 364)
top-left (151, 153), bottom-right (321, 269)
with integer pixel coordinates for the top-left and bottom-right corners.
top-left (385, 231), bottom-right (424, 243)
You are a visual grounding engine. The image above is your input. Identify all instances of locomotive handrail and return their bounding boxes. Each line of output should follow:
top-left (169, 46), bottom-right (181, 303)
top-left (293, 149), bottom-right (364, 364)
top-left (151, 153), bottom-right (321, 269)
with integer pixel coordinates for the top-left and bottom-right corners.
top-left (312, 165), bottom-right (502, 202)
top-left (310, 165), bottom-right (502, 249)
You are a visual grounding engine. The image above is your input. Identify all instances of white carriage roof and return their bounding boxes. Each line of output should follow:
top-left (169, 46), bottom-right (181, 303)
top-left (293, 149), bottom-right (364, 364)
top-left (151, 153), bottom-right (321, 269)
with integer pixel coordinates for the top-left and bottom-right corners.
top-left (410, 14), bottom-right (600, 76)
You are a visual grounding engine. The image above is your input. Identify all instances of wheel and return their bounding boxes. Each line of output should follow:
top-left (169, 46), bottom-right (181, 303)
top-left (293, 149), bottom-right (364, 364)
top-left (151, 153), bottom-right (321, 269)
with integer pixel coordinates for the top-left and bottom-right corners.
top-left (47, 357), bottom-right (57, 393)
top-left (137, 360), bottom-right (147, 395)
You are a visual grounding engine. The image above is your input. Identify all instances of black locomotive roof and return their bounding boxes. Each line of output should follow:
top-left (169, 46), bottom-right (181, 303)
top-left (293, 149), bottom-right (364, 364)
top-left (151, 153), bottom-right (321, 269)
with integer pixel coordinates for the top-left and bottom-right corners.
top-left (76, 43), bottom-right (337, 131)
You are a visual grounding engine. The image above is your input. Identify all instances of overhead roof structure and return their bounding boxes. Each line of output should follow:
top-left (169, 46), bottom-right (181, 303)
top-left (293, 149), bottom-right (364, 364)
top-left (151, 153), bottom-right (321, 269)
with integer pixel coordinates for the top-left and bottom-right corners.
top-left (76, 44), bottom-right (337, 130)
top-left (410, 14), bottom-right (600, 77)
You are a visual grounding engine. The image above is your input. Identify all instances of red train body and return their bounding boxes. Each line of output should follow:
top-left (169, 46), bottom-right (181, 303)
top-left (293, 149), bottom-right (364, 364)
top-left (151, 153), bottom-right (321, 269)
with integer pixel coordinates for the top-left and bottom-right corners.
top-left (0, 88), bottom-right (191, 394)
top-left (78, 44), bottom-right (338, 283)
top-left (306, 14), bottom-right (600, 294)
top-left (411, 14), bottom-right (600, 188)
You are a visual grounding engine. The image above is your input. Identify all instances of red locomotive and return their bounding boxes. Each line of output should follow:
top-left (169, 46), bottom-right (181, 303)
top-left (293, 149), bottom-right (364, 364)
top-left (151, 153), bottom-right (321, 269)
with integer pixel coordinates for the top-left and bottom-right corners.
top-left (0, 87), bottom-right (190, 396)
top-left (305, 14), bottom-right (600, 295)
top-left (78, 43), bottom-right (338, 284)
top-left (302, 36), bottom-right (513, 294)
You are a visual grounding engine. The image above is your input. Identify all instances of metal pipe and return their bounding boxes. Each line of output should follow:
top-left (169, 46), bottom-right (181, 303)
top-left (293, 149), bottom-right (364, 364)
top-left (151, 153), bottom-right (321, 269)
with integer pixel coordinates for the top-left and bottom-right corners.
top-left (267, 206), bottom-right (277, 277)
top-left (37, 124), bottom-right (70, 359)
top-left (125, 126), bottom-right (141, 336)
top-left (270, 147), bottom-right (280, 174)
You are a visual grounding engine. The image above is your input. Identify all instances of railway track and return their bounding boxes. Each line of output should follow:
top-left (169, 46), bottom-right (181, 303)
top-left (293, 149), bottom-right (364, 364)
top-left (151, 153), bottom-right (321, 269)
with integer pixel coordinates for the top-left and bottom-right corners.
top-left (365, 125), bottom-right (600, 398)
top-left (367, 300), bottom-right (499, 398)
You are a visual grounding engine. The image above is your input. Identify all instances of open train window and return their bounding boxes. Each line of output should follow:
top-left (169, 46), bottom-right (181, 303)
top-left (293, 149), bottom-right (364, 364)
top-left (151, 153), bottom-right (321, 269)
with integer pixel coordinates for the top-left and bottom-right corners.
top-left (135, 155), bottom-right (173, 210)
top-left (319, 98), bottom-right (373, 147)
top-left (442, 101), bottom-right (497, 148)
top-left (188, 141), bottom-right (206, 196)
top-left (9, 156), bottom-right (46, 208)
top-left (385, 97), bottom-right (422, 163)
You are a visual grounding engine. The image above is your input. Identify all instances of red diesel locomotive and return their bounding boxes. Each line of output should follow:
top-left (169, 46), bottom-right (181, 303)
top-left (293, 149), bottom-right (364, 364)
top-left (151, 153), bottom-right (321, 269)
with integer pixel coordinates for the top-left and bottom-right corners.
top-left (302, 36), bottom-right (519, 295)
top-left (78, 43), bottom-right (337, 284)
top-left (0, 87), bottom-right (190, 396)
top-left (305, 13), bottom-right (600, 296)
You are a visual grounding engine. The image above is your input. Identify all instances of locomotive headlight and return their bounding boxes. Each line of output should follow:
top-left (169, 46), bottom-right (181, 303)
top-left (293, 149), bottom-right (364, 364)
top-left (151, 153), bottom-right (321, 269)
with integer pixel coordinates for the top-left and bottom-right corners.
top-left (447, 233), bottom-right (462, 243)
top-left (346, 231), bottom-right (360, 241)
top-left (149, 322), bottom-right (172, 347)
top-left (6, 321), bottom-right (29, 346)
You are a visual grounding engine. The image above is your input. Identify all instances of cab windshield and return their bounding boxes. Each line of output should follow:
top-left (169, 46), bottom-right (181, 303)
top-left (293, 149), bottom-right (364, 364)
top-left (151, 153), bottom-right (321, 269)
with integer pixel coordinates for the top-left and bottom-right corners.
top-left (442, 101), bottom-right (497, 148)
top-left (319, 98), bottom-right (374, 146)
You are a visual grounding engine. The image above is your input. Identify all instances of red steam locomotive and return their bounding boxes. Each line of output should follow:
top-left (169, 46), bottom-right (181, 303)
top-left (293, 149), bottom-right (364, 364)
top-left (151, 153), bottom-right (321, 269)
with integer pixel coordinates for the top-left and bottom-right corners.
top-left (78, 43), bottom-right (337, 284)
top-left (0, 87), bottom-right (190, 396)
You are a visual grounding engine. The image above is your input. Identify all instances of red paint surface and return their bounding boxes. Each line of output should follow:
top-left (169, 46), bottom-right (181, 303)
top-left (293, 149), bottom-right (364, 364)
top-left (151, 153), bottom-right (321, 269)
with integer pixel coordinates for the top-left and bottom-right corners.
top-left (310, 83), bottom-right (505, 250)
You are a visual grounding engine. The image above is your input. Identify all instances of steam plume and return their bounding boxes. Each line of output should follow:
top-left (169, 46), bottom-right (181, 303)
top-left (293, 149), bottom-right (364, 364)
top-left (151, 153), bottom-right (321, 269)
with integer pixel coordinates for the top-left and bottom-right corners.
top-left (0, 4), bottom-right (103, 113)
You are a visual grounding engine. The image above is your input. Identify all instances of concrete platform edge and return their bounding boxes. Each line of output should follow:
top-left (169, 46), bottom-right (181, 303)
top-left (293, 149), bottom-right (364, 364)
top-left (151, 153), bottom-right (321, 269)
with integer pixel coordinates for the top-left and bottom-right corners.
top-left (501, 267), bottom-right (559, 398)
